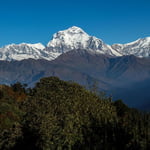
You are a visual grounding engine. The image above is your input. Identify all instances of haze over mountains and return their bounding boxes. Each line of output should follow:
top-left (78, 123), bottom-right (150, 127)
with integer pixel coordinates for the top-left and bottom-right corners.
top-left (0, 26), bottom-right (150, 110)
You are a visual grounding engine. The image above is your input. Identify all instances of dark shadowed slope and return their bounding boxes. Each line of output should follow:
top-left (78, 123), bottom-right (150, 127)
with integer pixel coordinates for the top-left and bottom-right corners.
top-left (0, 50), bottom-right (150, 110)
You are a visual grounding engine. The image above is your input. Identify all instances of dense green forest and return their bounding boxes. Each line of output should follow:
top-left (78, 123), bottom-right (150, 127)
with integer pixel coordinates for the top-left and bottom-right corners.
top-left (0, 77), bottom-right (149, 150)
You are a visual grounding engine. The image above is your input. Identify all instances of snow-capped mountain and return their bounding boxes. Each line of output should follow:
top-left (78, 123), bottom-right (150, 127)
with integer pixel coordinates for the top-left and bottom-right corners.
top-left (0, 26), bottom-right (150, 61)
top-left (47, 26), bottom-right (121, 56)
top-left (112, 37), bottom-right (150, 57)
top-left (0, 43), bottom-right (59, 61)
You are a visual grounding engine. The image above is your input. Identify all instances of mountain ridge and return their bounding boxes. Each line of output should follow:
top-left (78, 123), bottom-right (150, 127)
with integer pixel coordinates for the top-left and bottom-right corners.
top-left (0, 49), bottom-right (150, 110)
top-left (0, 26), bottom-right (150, 61)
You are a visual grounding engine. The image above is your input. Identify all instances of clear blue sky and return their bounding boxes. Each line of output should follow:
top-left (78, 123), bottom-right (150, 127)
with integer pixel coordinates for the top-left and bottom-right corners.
top-left (0, 0), bottom-right (150, 47)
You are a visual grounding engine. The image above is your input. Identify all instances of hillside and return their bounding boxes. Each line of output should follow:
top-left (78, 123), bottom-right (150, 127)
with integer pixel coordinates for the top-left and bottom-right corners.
top-left (0, 50), bottom-right (150, 110)
top-left (0, 77), bottom-right (149, 150)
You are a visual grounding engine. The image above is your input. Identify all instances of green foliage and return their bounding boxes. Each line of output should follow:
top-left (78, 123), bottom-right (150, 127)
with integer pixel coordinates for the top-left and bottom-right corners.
top-left (0, 77), bottom-right (149, 150)
top-left (113, 100), bottom-right (150, 150)
top-left (21, 77), bottom-right (116, 149)
top-left (0, 85), bottom-right (23, 150)
top-left (11, 82), bottom-right (27, 94)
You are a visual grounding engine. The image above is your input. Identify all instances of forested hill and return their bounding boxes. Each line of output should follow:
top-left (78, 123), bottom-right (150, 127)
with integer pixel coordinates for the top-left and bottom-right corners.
top-left (0, 77), bottom-right (149, 150)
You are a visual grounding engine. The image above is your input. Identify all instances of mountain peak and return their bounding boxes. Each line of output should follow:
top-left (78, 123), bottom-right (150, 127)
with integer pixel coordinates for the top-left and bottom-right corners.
top-left (3, 43), bottom-right (45, 49)
top-left (51, 26), bottom-right (88, 39)
top-left (0, 43), bottom-right (51, 61)
top-left (24, 43), bottom-right (45, 50)
top-left (66, 26), bottom-right (87, 34)
top-left (47, 26), bottom-right (90, 51)
top-left (0, 26), bottom-right (149, 61)
top-left (142, 37), bottom-right (150, 44)
top-left (143, 37), bottom-right (150, 40)
top-left (69, 26), bottom-right (81, 29)
top-left (112, 36), bottom-right (150, 57)
top-left (47, 26), bottom-right (121, 56)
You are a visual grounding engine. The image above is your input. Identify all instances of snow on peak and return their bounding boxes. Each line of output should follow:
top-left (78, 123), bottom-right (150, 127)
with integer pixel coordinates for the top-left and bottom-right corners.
top-left (111, 37), bottom-right (150, 57)
top-left (47, 26), bottom-right (121, 56)
top-left (3, 43), bottom-right (45, 50)
top-left (52, 26), bottom-right (88, 39)
top-left (0, 26), bottom-right (149, 61)
top-left (47, 26), bottom-right (90, 52)
top-left (0, 43), bottom-right (55, 61)
top-left (141, 37), bottom-right (150, 47)
top-left (65, 26), bottom-right (87, 34)
top-left (25, 43), bottom-right (45, 50)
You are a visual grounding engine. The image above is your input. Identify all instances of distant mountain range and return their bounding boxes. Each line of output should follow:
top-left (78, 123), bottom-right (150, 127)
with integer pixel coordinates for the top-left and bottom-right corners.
top-left (0, 26), bottom-right (150, 110)
top-left (0, 26), bottom-right (150, 61)
top-left (0, 50), bottom-right (150, 110)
